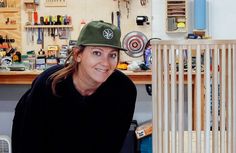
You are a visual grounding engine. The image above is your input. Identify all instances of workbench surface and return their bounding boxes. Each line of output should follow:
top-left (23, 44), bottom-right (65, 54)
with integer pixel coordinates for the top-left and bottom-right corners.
top-left (0, 70), bottom-right (152, 85)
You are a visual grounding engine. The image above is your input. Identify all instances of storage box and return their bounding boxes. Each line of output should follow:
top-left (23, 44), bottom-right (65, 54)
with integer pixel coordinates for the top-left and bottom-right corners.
top-left (139, 135), bottom-right (152, 153)
top-left (135, 120), bottom-right (152, 139)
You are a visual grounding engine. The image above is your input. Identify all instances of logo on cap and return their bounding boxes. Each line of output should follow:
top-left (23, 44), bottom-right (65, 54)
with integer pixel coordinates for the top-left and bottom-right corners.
top-left (103, 29), bottom-right (114, 40)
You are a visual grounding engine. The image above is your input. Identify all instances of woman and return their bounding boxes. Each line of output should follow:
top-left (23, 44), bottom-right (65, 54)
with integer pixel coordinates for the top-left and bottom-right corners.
top-left (12, 21), bottom-right (137, 153)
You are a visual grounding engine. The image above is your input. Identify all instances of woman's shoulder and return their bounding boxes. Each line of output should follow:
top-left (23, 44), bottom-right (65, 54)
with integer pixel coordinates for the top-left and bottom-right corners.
top-left (112, 69), bottom-right (131, 81)
top-left (109, 69), bottom-right (136, 89)
top-left (106, 69), bottom-right (137, 106)
top-left (32, 65), bottom-right (64, 88)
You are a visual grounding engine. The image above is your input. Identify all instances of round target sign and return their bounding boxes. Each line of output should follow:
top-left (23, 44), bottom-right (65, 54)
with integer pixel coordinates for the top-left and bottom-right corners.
top-left (122, 31), bottom-right (148, 58)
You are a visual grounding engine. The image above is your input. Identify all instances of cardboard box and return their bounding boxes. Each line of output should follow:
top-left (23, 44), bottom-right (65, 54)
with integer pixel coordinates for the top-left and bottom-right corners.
top-left (135, 120), bottom-right (152, 139)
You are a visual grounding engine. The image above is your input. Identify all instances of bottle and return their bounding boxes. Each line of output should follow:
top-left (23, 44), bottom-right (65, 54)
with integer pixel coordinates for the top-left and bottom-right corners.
top-left (12, 51), bottom-right (21, 62)
top-left (144, 48), bottom-right (152, 69)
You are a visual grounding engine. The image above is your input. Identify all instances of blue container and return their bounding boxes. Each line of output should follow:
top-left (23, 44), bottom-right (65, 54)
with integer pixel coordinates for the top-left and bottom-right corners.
top-left (144, 48), bottom-right (152, 69)
top-left (194, 0), bottom-right (206, 30)
top-left (139, 136), bottom-right (152, 153)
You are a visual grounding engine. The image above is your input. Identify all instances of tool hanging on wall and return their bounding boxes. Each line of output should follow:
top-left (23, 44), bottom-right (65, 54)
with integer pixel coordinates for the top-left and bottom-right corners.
top-left (31, 28), bottom-right (34, 44)
top-left (5, 35), bottom-right (12, 49)
top-left (116, 11), bottom-right (121, 30)
top-left (116, 0), bottom-right (130, 18)
top-left (122, 31), bottom-right (148, 58)
top-left (26, 11), bottom-right (33, 25)
top-left (140, 0), bottom-right (148, 6)
top-left (0, 35), bottom-right (15, 48)
top-left (136, 16), bottom-right (149, 25)
top-left (26, 27), bottom-right (30, 45)
top-left (40, 16), bottom-right (44, 25)
top-left (0, 0), bottom-right (5, 7)
top-left (33, 10), bottom-right (38, 25)
top-left (42, 28), bottom-right (45, 49)
top-left (37, 28), bottom-right (42, 44)
top-left (111, 12), bottom-right (114, 25)
top-left (124, 0), bottom-right (130, 18)
top-left (2, 0), bottom-right (16, 8)
top-left (117, 0), bottom-right (121, 12)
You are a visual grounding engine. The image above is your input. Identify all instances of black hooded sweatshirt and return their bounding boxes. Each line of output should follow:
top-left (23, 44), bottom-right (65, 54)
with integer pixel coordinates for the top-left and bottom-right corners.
top-left (12, 65), bottom-right (137, 153)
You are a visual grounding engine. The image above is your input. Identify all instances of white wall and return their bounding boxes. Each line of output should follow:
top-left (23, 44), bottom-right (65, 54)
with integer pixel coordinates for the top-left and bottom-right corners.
top-left (151, 0), bottom-right (190, 39)
top-left (210, 0), bottom-right (236, 39)
top-left (152, 0), bottom-right (236, 39)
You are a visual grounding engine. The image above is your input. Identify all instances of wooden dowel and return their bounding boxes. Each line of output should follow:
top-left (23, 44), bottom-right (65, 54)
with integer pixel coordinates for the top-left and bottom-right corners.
top-left (187, 45), bottom-right (193, 153)
top-left (220, 45), bottom-right (226, 153)
top-left (232, 44), bottom-right (236, 153)
top-left (178, 45), bottom-right (184, 153)
top-left (227, 44), bottom-right (232, 153)
top-left (152, 44), bottom-right (158, 153)
top-left (204, 45), bottom-right (211, 153)
top-left (212, 44), bottom-right (219, 153)
top-left (150, 40), bottom-right (236, 153)
top-left (163, 45), bottom-right (169, 153)
top-left (196, 44), bottom-right (202, 153)
top-left (157, 44), bottom-right (163, 153)
top-left (171, 45), bottom-right (177, 153)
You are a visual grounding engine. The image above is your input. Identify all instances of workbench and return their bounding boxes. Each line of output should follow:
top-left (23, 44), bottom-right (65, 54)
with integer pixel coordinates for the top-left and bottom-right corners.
top-left (0, 70), bottom-right (152, 85)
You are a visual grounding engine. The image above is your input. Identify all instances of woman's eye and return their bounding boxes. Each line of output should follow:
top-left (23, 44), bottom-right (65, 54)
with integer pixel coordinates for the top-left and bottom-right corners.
top-left (92, 51), bottom-right (101, 56)
top-left (110, 53), bottom-right (117, 59)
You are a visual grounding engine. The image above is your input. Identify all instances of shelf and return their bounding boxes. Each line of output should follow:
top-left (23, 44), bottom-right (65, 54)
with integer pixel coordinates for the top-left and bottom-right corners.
top-left (0, 1), bottom-right (21, 50)
top-left (0, 25), bottom-right (18, 30)
top-left (166, 0), bottom-right (187, 33)
top-left (0, 8), bottom-right (19, 13)
top-left (167, 14), bottom-right (186, 16)
top-left (167, 0), bottom-right (185, 1)
top-left (167, 3), bottom-right (185, 6)
top-left (25, 25), bottom-right (73, 29)
top-left (166, 30), bottom-right (187, 33)
top-left (44, 2), bottom-right (67, 7)
top-left (24, 0), bottom-right (34, 3)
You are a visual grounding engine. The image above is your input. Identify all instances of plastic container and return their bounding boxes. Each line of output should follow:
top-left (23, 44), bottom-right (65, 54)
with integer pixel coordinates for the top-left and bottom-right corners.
top-left (139, 135), bottom-right (152, 153)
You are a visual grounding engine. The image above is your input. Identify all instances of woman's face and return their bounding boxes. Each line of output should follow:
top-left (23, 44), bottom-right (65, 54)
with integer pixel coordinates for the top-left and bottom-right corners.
top-left (77, 46), bottom-right (119, 84)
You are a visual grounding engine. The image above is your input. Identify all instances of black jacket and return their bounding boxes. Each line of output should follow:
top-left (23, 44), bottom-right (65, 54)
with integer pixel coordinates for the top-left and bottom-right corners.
top-left (12, 65), bottom-right (137, 153)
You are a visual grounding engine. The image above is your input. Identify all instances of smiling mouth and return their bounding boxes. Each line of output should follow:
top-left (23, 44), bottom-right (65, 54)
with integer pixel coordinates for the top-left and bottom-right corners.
top-left (95, 68), bottom-right (109, 73)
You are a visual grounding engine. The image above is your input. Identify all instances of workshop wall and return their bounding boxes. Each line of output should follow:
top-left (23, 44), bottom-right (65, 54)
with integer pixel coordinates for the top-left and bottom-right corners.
top-left (20, 0), bottom-right (152, 62)
top-left (210, 0), bottom-right (236, 39)
top-left (0, 0), bottom-right (21, 50)
top-left (152, 0), bottom-right (236, 39)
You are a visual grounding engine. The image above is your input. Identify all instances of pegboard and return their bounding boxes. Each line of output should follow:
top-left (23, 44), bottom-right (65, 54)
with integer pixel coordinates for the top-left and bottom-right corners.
top-left (0, 0), bottom-right (21, 51)
top-left (44, 0), bottom-right (67, 7)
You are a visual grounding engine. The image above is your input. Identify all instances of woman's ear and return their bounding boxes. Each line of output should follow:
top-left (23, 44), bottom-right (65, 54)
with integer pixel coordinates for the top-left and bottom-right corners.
top-left (76, 56), bottom-right (81, 62)
top-left (73, 47), bottom-right (81, 62)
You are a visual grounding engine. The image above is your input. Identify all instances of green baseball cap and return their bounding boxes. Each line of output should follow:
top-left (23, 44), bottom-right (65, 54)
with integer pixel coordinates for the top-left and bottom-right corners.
top-left (77, 20), bottom-right (127, 51)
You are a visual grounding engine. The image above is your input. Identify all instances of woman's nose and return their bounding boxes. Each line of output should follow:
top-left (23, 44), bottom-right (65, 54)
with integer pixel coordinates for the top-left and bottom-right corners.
top-left (100, 56), bottom-right (110, 66)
